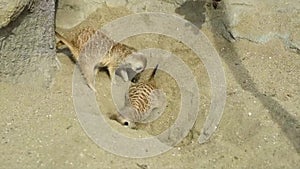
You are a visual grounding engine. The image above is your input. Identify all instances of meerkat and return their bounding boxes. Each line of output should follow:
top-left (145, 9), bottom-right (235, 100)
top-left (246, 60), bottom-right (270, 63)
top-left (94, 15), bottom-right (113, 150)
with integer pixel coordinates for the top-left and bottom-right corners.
top-left (110, 64), bottom-right (166, 129)
top-left (55, 28), bottom-right (147, 92)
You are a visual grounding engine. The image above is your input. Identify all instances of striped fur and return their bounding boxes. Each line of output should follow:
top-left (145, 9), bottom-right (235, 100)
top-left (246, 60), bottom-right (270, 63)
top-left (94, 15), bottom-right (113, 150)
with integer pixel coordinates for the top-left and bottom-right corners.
top-left (128, 81), bottom-right (156, 121)
top-left (114, 65), bottom-right (166, 128)
top-left (127, 65), bottom-right (158, 121)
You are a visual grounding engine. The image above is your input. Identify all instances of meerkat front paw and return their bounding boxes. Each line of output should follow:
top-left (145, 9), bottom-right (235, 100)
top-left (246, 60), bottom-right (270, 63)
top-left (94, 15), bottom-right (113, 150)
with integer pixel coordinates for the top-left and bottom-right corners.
top-left (119, 69), bottom-right (129, 82)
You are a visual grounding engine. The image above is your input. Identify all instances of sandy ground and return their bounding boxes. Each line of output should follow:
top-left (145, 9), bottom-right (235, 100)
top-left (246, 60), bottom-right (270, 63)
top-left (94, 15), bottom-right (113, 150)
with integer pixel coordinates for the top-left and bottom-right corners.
top-left (1, 2), bottom-right (300, 169)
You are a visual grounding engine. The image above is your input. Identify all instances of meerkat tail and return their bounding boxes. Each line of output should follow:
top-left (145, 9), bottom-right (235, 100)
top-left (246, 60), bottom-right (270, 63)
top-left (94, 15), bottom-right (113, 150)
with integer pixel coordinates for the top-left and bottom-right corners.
top-left (148, 64), bottom-right (159, 81)
top-left (55, 31), bottom-right (79, 61)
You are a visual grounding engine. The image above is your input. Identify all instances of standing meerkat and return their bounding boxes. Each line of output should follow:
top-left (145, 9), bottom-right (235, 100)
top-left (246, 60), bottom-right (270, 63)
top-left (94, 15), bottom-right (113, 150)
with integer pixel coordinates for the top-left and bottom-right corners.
top-left (110, 65), bottom-right (167, 129)
top-left (55, 28), bottom-right (147, 92)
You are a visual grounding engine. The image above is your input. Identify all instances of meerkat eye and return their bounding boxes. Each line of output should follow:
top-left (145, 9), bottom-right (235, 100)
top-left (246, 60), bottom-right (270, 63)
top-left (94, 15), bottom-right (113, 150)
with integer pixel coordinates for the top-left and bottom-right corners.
top-left (135, 66), bottom-right (143, 72)
top-left (123, 121), bottom-right (129, 126)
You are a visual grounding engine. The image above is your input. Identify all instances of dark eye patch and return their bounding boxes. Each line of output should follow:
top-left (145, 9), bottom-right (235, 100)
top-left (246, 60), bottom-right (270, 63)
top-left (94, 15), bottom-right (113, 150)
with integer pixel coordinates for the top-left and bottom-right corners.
top-left (123, 121), bottom-right (129, 126)
top-left (131, 73), bottom-right (141, 83)
top-left (135, 66), bottom-right (143, 71)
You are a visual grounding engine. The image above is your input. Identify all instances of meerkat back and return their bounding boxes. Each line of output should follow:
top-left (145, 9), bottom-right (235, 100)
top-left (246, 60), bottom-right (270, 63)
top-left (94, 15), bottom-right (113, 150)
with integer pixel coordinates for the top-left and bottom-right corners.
top-left (77, 31), bottom-right (115, 91)
top-left (55, 28), bottom-right (96, 61)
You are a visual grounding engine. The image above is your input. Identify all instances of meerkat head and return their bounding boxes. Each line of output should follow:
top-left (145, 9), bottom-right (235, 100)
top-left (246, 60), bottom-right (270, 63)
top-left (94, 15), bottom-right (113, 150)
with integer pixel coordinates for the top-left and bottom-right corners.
top-left (124, 52), bottom-right (147, 74)
top-left (109, 106), bottom-right (137, 129)
top-left (117, 115), bottom-right (136, 129)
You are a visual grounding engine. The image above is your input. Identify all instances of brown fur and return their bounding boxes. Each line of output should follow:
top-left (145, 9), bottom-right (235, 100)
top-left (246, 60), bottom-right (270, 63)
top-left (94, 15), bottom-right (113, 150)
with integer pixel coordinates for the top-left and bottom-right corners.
top-left (55, 28), bottom-right (145, 91)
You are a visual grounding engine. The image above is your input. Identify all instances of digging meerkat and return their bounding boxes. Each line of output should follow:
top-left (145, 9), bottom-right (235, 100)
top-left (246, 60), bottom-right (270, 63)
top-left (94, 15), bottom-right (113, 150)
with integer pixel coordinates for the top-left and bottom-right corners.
top-left (55, 27), bottom-right (147, 92)
top-left (110, 64), bottom-right (167, 129)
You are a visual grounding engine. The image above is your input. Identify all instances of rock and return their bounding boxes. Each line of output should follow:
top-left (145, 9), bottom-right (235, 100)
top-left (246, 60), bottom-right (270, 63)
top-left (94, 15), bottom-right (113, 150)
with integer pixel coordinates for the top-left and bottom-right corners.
top-left (55, 0), bottom-right (299, 53)
top-left (105, 0), bottom-right (128, 7)
top-left (225, 0), bottom-right (300, 52)
top-left (56, 0), bottom-right (185, 29)
top-left (56, 0), bottom-right (105, 29)
top-left (0, 0), bottom-right (33, 29)
top-left (126, 0), bottom-right (180, 13)
top-left (0, 0), bottom-right (57, 87)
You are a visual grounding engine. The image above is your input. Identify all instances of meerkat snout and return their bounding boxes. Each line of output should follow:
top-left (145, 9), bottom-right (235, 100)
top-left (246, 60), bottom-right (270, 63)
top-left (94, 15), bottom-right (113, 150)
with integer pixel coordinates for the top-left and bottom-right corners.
top-left (109, 113), bottom-right (137, 129)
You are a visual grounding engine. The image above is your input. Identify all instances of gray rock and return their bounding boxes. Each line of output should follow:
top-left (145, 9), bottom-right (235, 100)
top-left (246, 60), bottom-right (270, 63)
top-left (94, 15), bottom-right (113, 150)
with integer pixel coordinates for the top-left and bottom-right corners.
top-left (126, 0), bottom-right (181, 13)
top-left (106, 0), bottom-right (128, 7)
top-left (225, 0), bottom-right (300, 52)
top-left (0, 0), bottom-right (57, 87)
top-left (56, 0), bottom-right (105, 29)
top-left (0, 0), bottom-right (33, 29)
top-left (55, 0), bottom-right (185, 29)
